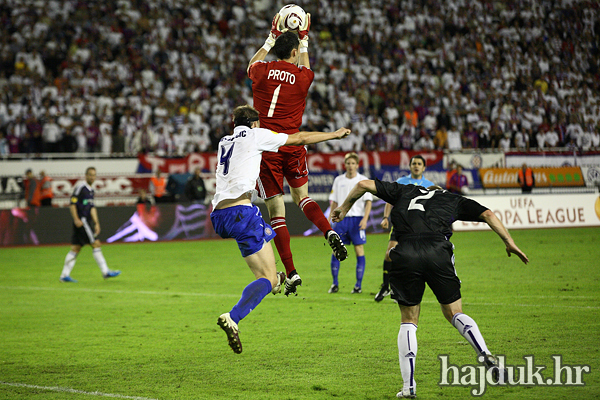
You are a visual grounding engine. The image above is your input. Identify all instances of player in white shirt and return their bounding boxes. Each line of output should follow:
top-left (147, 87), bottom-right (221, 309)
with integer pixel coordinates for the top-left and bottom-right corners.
top-left (327, 152), bottom-right (373, 294)
top-left (213, 105), bottom-right (350, 354)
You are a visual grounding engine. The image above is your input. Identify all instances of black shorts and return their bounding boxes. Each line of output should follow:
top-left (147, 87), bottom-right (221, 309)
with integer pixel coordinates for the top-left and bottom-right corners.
top-left (71, 218), bottom-right (97, 246)
top-left (388, 235), bottom-right (461, 306)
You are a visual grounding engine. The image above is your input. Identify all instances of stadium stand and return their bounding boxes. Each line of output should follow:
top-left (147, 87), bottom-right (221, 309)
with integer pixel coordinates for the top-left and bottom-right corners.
top-left (0, 0), bottom-right (598, 158)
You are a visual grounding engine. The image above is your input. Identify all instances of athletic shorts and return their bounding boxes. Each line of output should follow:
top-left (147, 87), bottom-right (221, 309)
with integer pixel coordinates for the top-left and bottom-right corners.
top-left (210, 204), bottom-right (276, 257)
top-left (71, 217), bottom-right (97, 246)
top-left (332, 216), bottom-right (366, 246)
top-left (256, 145), bottom-right (309, 199)
top-left (388, 235), bottom-right (461, 306)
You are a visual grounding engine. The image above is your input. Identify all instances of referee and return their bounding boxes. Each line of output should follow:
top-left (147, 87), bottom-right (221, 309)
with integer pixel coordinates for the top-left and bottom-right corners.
top-left (59, 167), bottom-right (121, 282)
top-left (331, 179), bottom-right (528, 399)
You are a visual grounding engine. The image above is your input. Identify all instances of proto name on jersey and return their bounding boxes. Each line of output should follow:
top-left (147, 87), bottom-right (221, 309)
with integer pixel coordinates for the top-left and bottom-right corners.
top-left (267, 69), bottom-right (296, 84)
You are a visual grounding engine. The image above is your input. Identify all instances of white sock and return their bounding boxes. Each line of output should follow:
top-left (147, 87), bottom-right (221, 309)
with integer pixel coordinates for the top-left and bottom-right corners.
top-left (93, 248), bottom-right (109, 275)
top-left (61, 251), bottom-right (78, 278)
top-left (451, 313), bottom-right (490, 355)
top-left (398, 323), bottom-right (417, 391)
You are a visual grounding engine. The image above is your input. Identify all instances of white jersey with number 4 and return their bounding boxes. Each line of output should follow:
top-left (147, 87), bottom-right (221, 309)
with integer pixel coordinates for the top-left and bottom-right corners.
top-left (212, 126), bottom-right (288, 208)
top-left (329, 173), bottom-right (373, 217)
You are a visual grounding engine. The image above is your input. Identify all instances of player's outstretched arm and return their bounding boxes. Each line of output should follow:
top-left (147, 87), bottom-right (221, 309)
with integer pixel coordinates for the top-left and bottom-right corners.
top-left (479, 209), bottom-right (529, 264)
top-left (331, 180), bottom-right (377, 223)
top-left (285, 128), bottom-right (351, 146)
top-left (247, 14), bottom-right (283, 72)
top-left (298, 13), bottom-right (311, 69)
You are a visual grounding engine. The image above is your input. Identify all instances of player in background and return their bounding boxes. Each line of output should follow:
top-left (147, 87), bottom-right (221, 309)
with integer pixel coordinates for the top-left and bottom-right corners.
top-left (213, 105), bottom-right (350, 353)
top-left (331, 181), bottom-right (528, 398)
top-left (375, 155), bottom-right (434, 302)
top-left (327, 152), bottom-right (372, 294)
top-left (59, 167), bottom-right (121, 282)
top-left (247, 13), bottom-right (347, 297)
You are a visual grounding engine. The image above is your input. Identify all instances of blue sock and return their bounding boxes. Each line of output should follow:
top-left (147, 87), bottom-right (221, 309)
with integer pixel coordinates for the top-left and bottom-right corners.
top-left (229, 278), bottom-right (272, 324)
top-left (355, 255), bottom-right (366, 288)
top-left (331, 253), bottom-right (340, 286)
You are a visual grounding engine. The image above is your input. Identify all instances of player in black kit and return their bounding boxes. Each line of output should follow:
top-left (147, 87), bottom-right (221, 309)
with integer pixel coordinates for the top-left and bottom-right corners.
top-left (59, 167), bottom-right (121, 282)
top-left (331, 179), bottom-right (528, 399)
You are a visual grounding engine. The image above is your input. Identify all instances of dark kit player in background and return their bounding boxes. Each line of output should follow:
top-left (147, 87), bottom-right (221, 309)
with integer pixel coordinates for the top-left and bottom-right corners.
top-left (59, 167), bottom-right (121, 282)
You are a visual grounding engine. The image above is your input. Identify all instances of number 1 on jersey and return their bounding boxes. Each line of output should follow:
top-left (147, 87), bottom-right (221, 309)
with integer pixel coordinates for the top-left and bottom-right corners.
top-left (219, 143), bottom-right (235, 175)
top-left (267, 84), bottom-right (281, 117)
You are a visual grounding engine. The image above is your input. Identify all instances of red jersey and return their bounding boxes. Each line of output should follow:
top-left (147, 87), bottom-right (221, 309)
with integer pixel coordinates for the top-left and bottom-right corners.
top-left (248, 60), bottom-right (314, 134)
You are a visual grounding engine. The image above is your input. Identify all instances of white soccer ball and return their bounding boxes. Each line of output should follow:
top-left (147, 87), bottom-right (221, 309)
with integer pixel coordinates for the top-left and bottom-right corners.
top-left (461, 186), bottom-right (470, 195)
top-left (278, 4), bottom-right (306, 32)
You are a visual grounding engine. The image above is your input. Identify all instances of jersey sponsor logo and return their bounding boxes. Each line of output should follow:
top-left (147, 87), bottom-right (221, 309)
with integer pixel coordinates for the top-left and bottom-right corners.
top-left (267, 69), bottom-right (296, 84)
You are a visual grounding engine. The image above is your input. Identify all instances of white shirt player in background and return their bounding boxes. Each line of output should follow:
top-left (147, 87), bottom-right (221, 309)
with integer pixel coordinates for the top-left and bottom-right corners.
top-left (375, 155), bottom-right (435, 303)
top-left (327, 152), bottom-right (372, 294)
top-left (213, 104), bottom-right (350, 354)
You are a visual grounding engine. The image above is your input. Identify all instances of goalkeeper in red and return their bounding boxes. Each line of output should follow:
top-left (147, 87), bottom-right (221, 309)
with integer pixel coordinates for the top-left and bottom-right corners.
top-left (247, 11), bottom-right (347, 297)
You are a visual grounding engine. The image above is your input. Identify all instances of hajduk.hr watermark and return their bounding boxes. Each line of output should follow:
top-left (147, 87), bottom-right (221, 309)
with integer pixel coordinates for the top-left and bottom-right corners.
top-left (439, 354), bottom-right (591, 396)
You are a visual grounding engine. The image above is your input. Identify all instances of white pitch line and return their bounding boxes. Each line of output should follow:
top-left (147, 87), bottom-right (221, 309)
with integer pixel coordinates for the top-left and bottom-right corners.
top-left (1, 286), bottom-right (598, 309)
top-left (0, 382), bottom-right (160, 400)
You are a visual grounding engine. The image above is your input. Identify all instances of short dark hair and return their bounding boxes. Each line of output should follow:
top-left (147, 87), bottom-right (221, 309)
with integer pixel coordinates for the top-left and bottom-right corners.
top-left (273, 31), bottom-right (299, 60)
top-left (232, 105), bottom-right (260, 127)
top-left (85, 167), bottom-right (96, 175)
top-left (410, 154), bottom-right (427, 167)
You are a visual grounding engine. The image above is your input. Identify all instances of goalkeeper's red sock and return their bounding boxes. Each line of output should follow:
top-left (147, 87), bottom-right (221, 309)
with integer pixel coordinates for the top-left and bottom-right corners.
top-left (270, 217), bottom-right (296, 277)
top-left (299, 197), bottom-right (332, 235)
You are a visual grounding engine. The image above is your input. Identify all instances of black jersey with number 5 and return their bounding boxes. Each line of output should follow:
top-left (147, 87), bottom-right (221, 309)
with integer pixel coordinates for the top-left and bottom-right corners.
top-left (374, 178), bottom-right (488, 240)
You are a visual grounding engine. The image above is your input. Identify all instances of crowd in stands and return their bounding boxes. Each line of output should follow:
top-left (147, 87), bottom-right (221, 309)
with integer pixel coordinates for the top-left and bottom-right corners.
top-left (0, 0), bottom-right (599, 158)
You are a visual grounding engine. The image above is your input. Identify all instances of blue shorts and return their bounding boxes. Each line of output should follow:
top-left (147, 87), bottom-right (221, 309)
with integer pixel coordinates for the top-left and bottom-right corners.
top-left (210, 204), bottom-right (276, 257)
top-left (332, 216), bottom-right (366, 246)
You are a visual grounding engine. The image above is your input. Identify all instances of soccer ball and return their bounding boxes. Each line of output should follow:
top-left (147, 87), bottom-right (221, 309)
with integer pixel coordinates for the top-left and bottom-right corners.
top-left (278, 4), bottom-right (306, 32)
top-left (461, 186), bottom-right (470, 195)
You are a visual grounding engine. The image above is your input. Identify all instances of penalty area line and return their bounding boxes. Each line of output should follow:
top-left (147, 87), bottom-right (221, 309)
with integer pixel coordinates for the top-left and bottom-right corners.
top-left (0, 381), bottom-right (160, 400)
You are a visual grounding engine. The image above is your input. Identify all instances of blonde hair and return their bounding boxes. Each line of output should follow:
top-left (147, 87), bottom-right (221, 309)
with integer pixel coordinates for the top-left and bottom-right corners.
top-left (344, 152), bottom-right (359, 164)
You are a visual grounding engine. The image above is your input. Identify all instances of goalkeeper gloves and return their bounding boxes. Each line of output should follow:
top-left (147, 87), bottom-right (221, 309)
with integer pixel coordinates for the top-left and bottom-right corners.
top-left (298, 13), bottom-right (311, 52)
top-left (263, 14), bottom-right (283, 52)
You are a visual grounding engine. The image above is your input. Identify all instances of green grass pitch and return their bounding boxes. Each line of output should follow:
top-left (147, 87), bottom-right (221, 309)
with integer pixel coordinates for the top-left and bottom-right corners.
top-left (1, 227), bottom-right (599, 399)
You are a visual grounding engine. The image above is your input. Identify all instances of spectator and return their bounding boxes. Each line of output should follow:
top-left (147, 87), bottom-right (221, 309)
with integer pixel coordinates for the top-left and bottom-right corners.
top-left (447, 125), bottom-right (462, 151)
top-left (0, 1), bottom-right (598, 155)
top-left (39, 170), bottom-right (54, 207)
top-left (447, 165), bottom-right (468, 195)
top-left (433, 126), bottom-right (448, 150)
top-left (24, 169), bottom-right (41, 207)
top-left (517, 163), bottom-right (535, 194)
top-left (184, 168), bottom-right (207, 203)
top-left (514, 129), bottom-right (530, 152)
top-left (42, 116), bottom-right (61, 153)
top-left (149, 170), bottom-right (168, 203)
top-left (413, 130), bottom-right (435, 151)
top-left (61, 127), bottom-right (79, 153)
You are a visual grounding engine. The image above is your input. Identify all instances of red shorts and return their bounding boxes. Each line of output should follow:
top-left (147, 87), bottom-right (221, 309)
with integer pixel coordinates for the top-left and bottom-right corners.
top-left (257, 145), bottom-right (309, 199)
